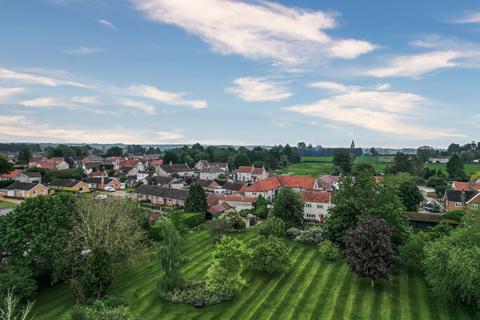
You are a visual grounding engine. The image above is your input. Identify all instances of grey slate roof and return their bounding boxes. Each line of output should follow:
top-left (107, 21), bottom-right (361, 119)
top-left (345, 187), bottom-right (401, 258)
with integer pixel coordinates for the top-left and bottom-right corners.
top-left (445, 189), bottom-right (478, 203)
top-left (49, 179), bottom-right (83, 188)
top-left (160, 163), bottom-right (192, 173)
top-left (134, 185), bottom-right (188, 201)
top-left (5, 181), bottom-right (38, 191)
top-left (222, 181), bottom-right (246, 192)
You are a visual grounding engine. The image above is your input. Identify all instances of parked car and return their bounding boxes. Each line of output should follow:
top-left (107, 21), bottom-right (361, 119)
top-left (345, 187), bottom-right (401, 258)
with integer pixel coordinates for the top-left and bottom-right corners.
top-left (104, 186), bottom-right (116, 192)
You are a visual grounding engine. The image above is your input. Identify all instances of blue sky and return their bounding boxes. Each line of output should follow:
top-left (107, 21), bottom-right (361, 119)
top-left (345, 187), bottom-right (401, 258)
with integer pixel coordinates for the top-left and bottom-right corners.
top-left (0, 0), bottom-right (479, 148)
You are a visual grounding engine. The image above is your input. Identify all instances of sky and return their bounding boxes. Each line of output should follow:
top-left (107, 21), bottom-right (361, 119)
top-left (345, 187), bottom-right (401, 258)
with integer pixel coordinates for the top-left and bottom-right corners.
top-left (0, 0), bottom-right (479, 148)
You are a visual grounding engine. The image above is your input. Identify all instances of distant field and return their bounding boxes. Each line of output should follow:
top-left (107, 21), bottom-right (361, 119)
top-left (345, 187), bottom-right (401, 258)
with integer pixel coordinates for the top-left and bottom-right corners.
top-left (33, 229), bottom-right (475, 320)
top-left (276, 156), bottom-right (480, 177)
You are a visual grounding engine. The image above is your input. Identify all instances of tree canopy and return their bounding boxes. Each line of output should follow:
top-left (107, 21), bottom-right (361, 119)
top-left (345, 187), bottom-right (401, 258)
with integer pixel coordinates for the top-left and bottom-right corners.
top-left (270, 188), bottom-right (304, 228)
top-left (184, 183), bottom-right (208, 213)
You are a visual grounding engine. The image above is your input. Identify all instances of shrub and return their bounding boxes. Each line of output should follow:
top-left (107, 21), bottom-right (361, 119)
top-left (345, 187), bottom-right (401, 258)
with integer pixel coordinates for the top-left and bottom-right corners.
top-left (223, 210), bottom-right (245, 231)
top-left (66, 298), bottom-right (140, 320)
top-left (318, 240), bottom-right (341, 261)
top-left (159, 282), bottom-right (233, 306)
top-left (258, 217), bottom-right (285, 238)
top-left (442, 209), bottom-right (465, 222)
top-left (400, 232), bottom-right (429, 272)
top-left (286, 227), bottom-right (302, 239)
top-left (249, 236), bottom-right (291, 273)
top-left (181, 212), bottom-right (205, 228)
top-left (0, 264), bottom-right (37, 301)
top-left (294, 227), bottom-right (324, 245)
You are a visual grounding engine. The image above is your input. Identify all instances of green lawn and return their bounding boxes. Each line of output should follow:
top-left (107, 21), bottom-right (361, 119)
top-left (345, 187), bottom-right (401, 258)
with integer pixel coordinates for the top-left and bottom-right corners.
top-left (276, 156), bottom-right (480, 177)
top-left (0, 201), bottom-right (15, 209)
top-left (33, 229), bottom-right (475, 320)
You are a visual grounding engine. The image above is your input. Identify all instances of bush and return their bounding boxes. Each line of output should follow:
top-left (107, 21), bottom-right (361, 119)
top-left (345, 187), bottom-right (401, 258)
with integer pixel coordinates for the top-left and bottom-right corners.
top-left (442, 210), bottom-right (465, 222)
top-left (223, 210), bottom-right (245, 231)
top-left (258, 217), bottom-right (285, 238)
top-left (0, 263), bottom-right (37, 301)
top-left (249, 236), bottom-right (291, 273)
top-left (294, 227), bottom-right (324, 245)
top-left (181, 212), bottom-right (205, 228)
top-left (286, 227), bottom-right (302, 239)
top-left (318, 240), bottom-right (341, 261)
top-left (66, 297), bottom-right (140, 320)
top-left (400, 232), bottom-right (429, 271)
top-left (159, 282), bottom-right (233, 306)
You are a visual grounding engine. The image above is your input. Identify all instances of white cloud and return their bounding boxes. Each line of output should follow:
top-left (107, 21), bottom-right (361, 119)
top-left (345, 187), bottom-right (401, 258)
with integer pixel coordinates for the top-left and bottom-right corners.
top-left (134, 0), bottom-right (376, 64)
top-left (286, 82), bottom-right (462, 138)
top-left (20, 97), bottom-right (70, 108)
top-left (19, 96), bottom-right (106, 114)
top-left (308, 81), bottom-right (358, 93)
top-left (117, 98), bottom-right (156, 114)
top-left (128, 84), bottom-right (207, 109)
top-left (375, 83), bottom-right (391, 91)
top-left (451, 11), bottom-right (480, 24)
top-left (227, 77), bottom-right (292, 102)
top-left (0, 115), bottom-right (185, 144)
top-left (98, 19), bottom-right (115, 29)
top-left (64, 46), bottom-right (105, 55)
top-left (0, 87), bottom-right (25, 102)
top-left (0, 67), bottom-right (90, 88)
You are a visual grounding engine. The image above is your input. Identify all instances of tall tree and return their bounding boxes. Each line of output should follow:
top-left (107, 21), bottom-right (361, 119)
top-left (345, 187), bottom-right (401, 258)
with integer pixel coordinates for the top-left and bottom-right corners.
top-left (0, 155), bottom-right (12, 174)
top-left (447, 154), bottom-right (466, 180)
top-left (416, 146), bottom-right (433, 163)
top-left (17, 147), bottom-right (32, 164)
top-left (184, 183), bottom-right (208, 213)
top-left (157, 219), bottom-right (185, 290)
top-left (270, 188), bottom-right (304, 228)
top-left (398, 179), bottom-right (423, 211)
top-left (345, 218), bottom-right (398, 287)
top-left (333, 149), bottom-right (353, 174)
top-left (105, 146), bottom-right (123, 157)
top-left (234, 153), bottom-right (251, 168)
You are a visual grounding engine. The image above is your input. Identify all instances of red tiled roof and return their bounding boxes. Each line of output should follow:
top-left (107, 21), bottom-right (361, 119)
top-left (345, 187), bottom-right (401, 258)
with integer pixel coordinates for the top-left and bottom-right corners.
top-left (302, 190), bottom-right (331, 203)
top-left (252, 167), bottom-right (265, 174)
top-left (277, 176), bottom-right (315, 189)
top-left (207, 194), bottom-right (219, 206)
top-left (150, 159), bottom-right (164, 166)
top-left (208, 202), bottom-right (232, 214)
top-left (244, 177), bottom-right (281, 192)
top-left (452, 181), bottom-right (472, 190)
top-left (219, 195), bottom-right (256, 203)
top-left (237, 166), bottom-right (254, 173)
top-left (1, 169), bottom-right (24, 179)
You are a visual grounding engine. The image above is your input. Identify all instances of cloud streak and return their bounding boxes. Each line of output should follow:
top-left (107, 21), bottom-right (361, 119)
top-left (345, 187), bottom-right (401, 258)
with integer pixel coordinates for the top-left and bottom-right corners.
top-left (64, 46), bottom-right (105, 55)
top-left (98, 19), bottom-right (115, 29)
top-left (134, 0), bottom-right (376, 64)
top-left (227, 77), bottom-right (292, 102)
top-left (0, 67), bottom-right (90, 88)
top-left (127, 84), bottom-right (207, 109)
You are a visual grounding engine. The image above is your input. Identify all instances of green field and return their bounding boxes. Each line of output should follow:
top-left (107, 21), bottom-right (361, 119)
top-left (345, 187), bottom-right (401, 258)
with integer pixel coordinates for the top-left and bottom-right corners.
top-left (0, 201), bottom-right (15, 209)
top-left (33, 229), bottom-right (475, 320)
top-left (276, 156), bottom-right (480, 177)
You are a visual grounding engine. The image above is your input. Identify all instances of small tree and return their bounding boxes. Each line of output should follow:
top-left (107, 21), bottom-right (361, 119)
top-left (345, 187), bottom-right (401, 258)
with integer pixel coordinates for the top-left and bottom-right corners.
top-left (184, 183), bottom-right (208, 213)
top-left (17, 147), bottom-right (32, 164)
top-left (447, 154), bottom-right (466, 181)
top-left (400, 232), bottom-right (429, 272)
top-left (344, 218), bottom-right (398, 287)
top-left (318, 240), bottom-right (341, 261)
top-left (253, 195), bottom-right (269, 219)
top-left (0, 156), bottom-right (12, 175)
top-left (157, 220), bottom-right (185, 291)
top-left (398, 179), bottom-right (423, 212)
top-left (258, 216), bottom-right (285, 238)
top-left (270, 188), bottom-right (304, 228)
top-left (333, 149), bottom-right (352, 174)
top-left (205, 218), bottom-right (230, 243)
top-left (249, 236), bottom-right (291, 274)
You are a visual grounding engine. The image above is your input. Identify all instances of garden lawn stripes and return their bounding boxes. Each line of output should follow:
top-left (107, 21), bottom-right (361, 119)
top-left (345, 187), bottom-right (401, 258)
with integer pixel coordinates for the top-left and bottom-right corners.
top-left (408, 272), bottom-right (420, 320)
top-left (330, 269), bottom-right (356, 320)
top-left (370, 279), bottom-right (385, 320)
top-left (318, 263), bottom-right (349, 320)
top-left (399, 271), bottom-right (411, 320)
top-left (413, 273), bottom-right (431, 320)
top-left (357, 278), bottom-right (375, 320)
top-left (264, 250), bottom-right (318, 320)
top-left (342, 272), bottom-right (361, 320)
top-left (389, 273), bottom-right (401, 320)
top-left (287, 260), bottom-right (332, 319)
top-left (221, 247), bottom-right (308, 320)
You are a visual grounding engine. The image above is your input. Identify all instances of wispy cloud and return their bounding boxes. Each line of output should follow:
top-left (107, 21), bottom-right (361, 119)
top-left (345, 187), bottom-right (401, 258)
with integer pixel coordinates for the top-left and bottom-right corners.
top-left (285, 82), bottom-right (462, 139)
top-left (0, 67), bottom-right (90, 88)
top-left (97, 19), bottom-right (115, 29)
top-left (64, 46), bottom-right (105, 55)
top-left (227, 77), bottom-right (292, 102)
top-left (451, 11), bottom-right (480, 24)
top-left (127, 84), bottom-right (207, 109)
top-left (0, 87), bottom-right (25, 102)
top-left (0, 115), bottom-right (185, 144)
top-left (117, 98), bottom-right (156, 114)
top-left (133, 0), bottom-right (376, 64)
top-left (18, 96), bottom-right (108, 114)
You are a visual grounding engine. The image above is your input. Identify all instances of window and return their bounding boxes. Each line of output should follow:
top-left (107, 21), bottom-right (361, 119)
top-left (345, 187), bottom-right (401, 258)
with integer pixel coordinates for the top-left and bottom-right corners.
top-left (317, 204), bottom-right (323, 209)
top-left (455, 202), bottom-right (462, 208)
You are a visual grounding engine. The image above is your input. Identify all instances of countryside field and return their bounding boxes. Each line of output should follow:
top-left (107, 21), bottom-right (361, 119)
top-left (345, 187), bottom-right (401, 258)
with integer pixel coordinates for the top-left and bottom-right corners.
top-left (276, 156), bottom-right (480, 177)
top-left (34, 229), bottom-right (476, 320)
top-left (0, 201), bottom-right (15, 209)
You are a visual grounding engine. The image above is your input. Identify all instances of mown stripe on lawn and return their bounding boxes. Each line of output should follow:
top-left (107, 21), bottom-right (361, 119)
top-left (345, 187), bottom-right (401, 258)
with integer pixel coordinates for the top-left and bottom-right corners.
top-left (342, 273), bottom-right (360, 320)
top-left (413, 273), bottom-right (430, 320)
top-left (319, 263), bottom-right (349, 320)
top-left (308, 261), bottom-right (344, 320)
top-left (389, 274), bottom-right (401, 320)
top-left (288, 260), bottom-right (334, 319)
top-left (221, 247), bottom-right (308, 320)
top-left (264, 250), bottom-right (318, 320)
top-left (370, 279), bottom-right (385, 320)
top-left (357, 278), bottom-right (374, 320)
top-left (408, 272), bottom-right (420, 320)
top-left (399, 271), bottom-right (411, 320)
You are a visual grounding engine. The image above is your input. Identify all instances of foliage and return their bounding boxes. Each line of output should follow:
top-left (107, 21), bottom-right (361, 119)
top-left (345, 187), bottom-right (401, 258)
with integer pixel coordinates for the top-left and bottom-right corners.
top-left (0, 193), bottom-right (78, 283)
top-left (416, 146), bottom-right (433, 163)
top-left (0, 264), bottom-right (36, 302)
top-left (127, 145), bottom-right (146, 156)
top-left (249, 236), bottom-right (291, 274)
top-left (293, 227), bottom-right (324, 245)
top-left (105, 146), bottom-right (123, 157)
top-left (442, 209), bottom-right (465, 222)
top-left (345, 218), bottom-right (399, 287)
top-left (252, 195), bottom-right (269, 219)
top-left (423, 212), bottom-right (480, 308)
top-left (0, 290), bottom-right (35, 320)
top-left (66, 298), bottom-right (140, 320)
top-left (426, 175), bottom-right (448, 197)
top-left (159, 282), bottom-right (233, 306)
top-left (75, 247), bottom-right (113, 301)
top-left (42, 168), bottom-right (85, 183)
top-left (181, 212), bottom-right (205, 228)
top-left (184, 183), bottom-right (208, 213)
top-left (353, 163), bottom-right (375, 175)
top-left (399, 232), bottom-right (429, 272)
top-left (447, 154), bottom-right (466, 181)
top-left (0, 180), bottom-right (14, 189)
top-left (223, 210), bottom-right (246, 231)
top-left (286, 227), bottom-right (303, 239)
top-left (0, 156), bottom-right (12, 175)
top-left (258, 216), bottom-right (285, 238)
top-left (398, 179), bottom-right (423, 212)
top-left (205, 236), bottom-right (250, 294)
top-left (156, 220), bottom-right (185, 291)
top-left (333, 149), bottom-right (353, 174)
top-left (17, 148), bottom-right (32, 165)
top-left (205, 218), bottom-right (230, 243)
top-left (270, 188), bottom-right (304, 228)
top-left (318, 240), bottom-right (341, 261)
top-left (386, 153), bottom-right (424, 177)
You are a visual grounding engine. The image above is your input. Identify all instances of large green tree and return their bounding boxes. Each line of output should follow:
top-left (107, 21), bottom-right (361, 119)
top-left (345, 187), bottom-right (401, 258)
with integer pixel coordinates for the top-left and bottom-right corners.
top-left (416, 146), bottom-right (433, 163)
top-left (249, 236), bottom-right (291, 274)
top-left (270, 188), bottom-right (304, 228)
top-left (0, 155), bottom-right (12, 174)
top-left (446, 154), bottom-right (466, 180)
top-left (423, 211), bottom-right (480, 308)
top-left (17, 147), bottom-right (32, 164)
top-left (345, 218), bottom-right (398, 287)
top-left (157, 219), bottom-right (185, 291)
top-left (184, 183), bottom-right (208, 213)
top-left (398, 179), bottom-right (423, 212)
top-left (105, 146), bottom-right (123, 157)
top-left (333, 149), bottom-right (353, 174)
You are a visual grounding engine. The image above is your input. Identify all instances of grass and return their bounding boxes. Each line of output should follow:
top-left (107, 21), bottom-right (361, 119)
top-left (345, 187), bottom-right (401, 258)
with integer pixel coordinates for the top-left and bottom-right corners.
top-left (275, 156), bottom-right (480, 177)
top-left (33, 229), bottom-right (476, 320)
top-left (0, 201), bottom-right (15, 209)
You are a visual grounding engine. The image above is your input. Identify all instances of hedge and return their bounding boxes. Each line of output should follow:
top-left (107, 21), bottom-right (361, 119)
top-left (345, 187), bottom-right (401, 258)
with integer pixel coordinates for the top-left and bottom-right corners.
top-left (181, 212), bottom-right (205, 228)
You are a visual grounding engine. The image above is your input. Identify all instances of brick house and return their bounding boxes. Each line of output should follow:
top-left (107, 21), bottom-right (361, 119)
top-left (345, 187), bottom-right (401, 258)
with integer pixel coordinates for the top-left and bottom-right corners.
top-left (445, 189), bottom-right (480, 211)
top-left (48, 179), bottom-right (90, 193)
top-left (132, 185), bottom-right (188, 207)
top-left (1, 181), bottom-right (48, 199)
top-left (235, 165), bottom-right (268, 182)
